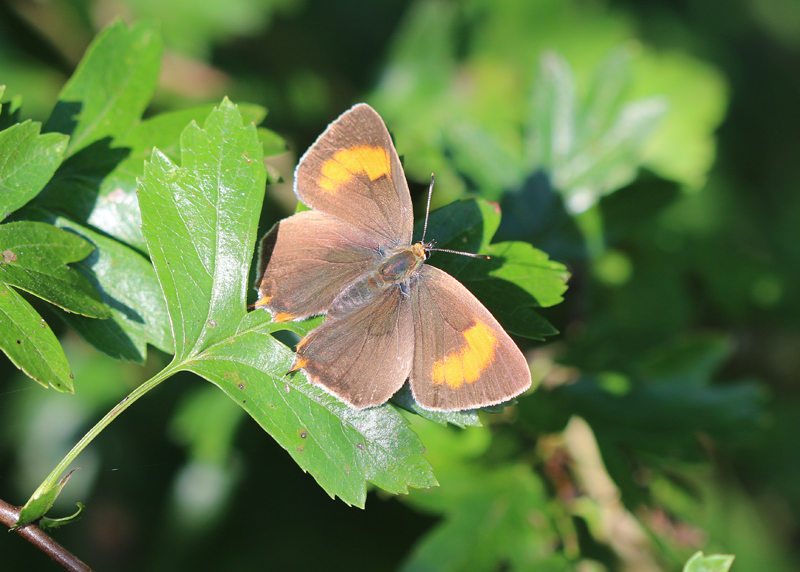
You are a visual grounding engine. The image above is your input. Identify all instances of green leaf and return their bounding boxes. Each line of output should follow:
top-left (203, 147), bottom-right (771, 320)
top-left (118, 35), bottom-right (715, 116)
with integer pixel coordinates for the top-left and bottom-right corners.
top-left (47, 101), bottom-right (274, 253)
top-left (31, 20), bottom-right (161, 252)
top-left (527, 51), bottom-right (668, 214)
top-left (0, 89), bottom-right (23, 131)
top-left (444, 122), bottom-right (525, 201)
top-left (0, 284), bottom-right (73, 391)
top-left (138, 98), bottom-right (435, 507)
top-left (257, 126), bottom-right (288, 158)
top-left (391, 384), bottom-right (482, 428)
top-left (0, 221), bottom-right (109, 318)
top-left (683, 551), bottom-right (735, 572)
top-left (13, 469), bottom-right (77, 529)
top-left (26, 209), bottom-right (172, 362)
top-left (527, 372), bottom-right (766, 510)
top-left (372, 2), bottom-right (726, 200)
top-left (526, 51), bottom-right (577, 177)
top-left (632, 49), bottom-right (728, 190)
top-left (422, 199), bottom-right (569, 340)
top-left (45, 20), bottom-right (162, 156)
top-left (193, 311), bottom-right (437, 502)
top-left (0, 120), bottom-right (69, 218)
top-left (400, 418), bottom-right (568, 572)
top-left (139, 99), bottom-right (266, 357)
top-left (39, 503), bottom-right (85, 531)
top-left (415, 198), bottom-right (501, 254)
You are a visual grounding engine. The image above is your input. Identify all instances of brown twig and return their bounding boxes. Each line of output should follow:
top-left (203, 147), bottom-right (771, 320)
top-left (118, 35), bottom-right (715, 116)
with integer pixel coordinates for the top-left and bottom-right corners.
top-left (0, 498), bottom-right (93, 572)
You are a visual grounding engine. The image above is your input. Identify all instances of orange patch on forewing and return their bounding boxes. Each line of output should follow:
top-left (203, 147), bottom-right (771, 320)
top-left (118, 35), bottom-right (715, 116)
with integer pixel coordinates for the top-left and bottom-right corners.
top-left (290, 356), bottom-right (309, 372)
top-left (273, 312), bottom-right (295, 322)
top-left (431, 320), bottom-right (498, 389)
top-left (318, 146), bottom-right (390, 192)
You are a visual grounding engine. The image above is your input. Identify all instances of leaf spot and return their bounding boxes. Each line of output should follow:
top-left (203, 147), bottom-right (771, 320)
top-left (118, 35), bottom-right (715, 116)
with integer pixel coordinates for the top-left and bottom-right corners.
top-left (2, 250), bottom-right (17, 263)
top-left (296, 445), bottom-right (305, 453)
top-left (299, 429), bottom-right (307, 439)
top-left (357, 442), bottom-right (365, 451)
top-left (284, 383), bottom-right (290, 393)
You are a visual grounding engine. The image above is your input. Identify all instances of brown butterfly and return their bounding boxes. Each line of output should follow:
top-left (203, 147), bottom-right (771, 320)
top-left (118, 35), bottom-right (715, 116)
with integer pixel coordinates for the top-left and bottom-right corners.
top-left (255, 103), bottom-right (530, 411)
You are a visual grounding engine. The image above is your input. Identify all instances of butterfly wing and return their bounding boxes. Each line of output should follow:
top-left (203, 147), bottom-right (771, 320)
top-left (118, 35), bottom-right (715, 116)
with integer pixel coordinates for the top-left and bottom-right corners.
top-left (292, 279), bottom-right (414, 409)
top-left (256, 210), bottom-right (381, 321)
top-left (293, 103), bottom-right (414, 247)
top-left (409, 265), bottom-right (532, 411)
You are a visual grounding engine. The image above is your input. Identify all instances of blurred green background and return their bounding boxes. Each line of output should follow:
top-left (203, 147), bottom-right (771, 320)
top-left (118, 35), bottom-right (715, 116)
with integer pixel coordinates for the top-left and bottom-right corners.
top-left (2, 0), bottom-right (800, 570)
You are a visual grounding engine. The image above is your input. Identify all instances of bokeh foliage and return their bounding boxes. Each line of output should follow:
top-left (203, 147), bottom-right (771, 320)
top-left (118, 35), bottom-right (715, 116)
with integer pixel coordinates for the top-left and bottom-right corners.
top-left (1, 0), bottom-right (798, 571)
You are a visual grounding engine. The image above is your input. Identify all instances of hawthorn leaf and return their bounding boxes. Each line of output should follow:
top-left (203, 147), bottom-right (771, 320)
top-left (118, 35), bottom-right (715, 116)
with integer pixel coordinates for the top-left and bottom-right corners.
top-left (0, 284), bottom-right (73, 391)
top-left (138, 98), bottom-right (436, 507)
top-left (0, 120), bottom-right (68, 219)
top-left (0, 221), bottom-right (109, 318)
top-left (683, 551), bottom-right (735, 572)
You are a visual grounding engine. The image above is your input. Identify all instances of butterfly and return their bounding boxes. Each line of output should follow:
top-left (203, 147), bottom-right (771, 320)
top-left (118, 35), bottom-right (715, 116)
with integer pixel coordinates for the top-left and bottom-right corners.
top-left (255, 103), bottom-right (530, 411)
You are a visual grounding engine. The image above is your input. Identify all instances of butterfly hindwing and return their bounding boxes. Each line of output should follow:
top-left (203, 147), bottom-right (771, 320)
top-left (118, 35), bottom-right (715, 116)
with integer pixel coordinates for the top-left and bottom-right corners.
top-left (293, 278), bottom-right (415, 409)
top-left (408, 265), bottom-right (532, 411)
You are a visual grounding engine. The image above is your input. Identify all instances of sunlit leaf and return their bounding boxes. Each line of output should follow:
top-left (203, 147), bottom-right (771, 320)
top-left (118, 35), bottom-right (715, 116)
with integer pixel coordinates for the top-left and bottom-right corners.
top-left (683, 551), bottom-right (735, 572)
top-left (0, 285), bottom-right (73, 392)
top-left (139, 98), bottom-right (436, 507)
top-left (0, 120), bottom-right (68, 219)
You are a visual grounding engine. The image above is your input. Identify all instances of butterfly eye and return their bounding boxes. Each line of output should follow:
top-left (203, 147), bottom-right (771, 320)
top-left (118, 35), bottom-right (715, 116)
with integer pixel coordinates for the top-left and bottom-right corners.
top-left (423, 241), bottom-right (436, 260)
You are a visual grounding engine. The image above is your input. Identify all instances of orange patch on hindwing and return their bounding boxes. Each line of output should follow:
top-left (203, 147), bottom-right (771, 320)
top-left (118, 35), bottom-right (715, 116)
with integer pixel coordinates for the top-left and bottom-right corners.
top-left (291, 356), bottom-right (309, 372)
top-left (319, 146), bottom-right (390, 192)
top-left (431, 320), bottom-right (498, 389)
top-left (254, 295), bottom-right (273, 308)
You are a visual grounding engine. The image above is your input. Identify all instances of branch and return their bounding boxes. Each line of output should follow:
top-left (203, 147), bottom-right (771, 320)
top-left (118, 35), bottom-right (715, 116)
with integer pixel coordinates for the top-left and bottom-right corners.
top-left (0, 498), bottom-right (93, 572)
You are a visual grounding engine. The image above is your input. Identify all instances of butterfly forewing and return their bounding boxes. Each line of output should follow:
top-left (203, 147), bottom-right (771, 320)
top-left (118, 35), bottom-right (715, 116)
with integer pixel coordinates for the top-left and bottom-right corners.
top-left (294, 103), bottom-right (413, 246)
top-left (408, 265), bottom-right (532, 411)
top-left (256, 211), bottom-right (381, 321)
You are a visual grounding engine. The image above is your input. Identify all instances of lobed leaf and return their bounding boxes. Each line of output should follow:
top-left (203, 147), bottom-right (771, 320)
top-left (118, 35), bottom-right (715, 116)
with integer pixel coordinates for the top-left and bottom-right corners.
top-left (0, 284), bottom-right (73, 391)
top-left (400, 418), bottom-right (568, 572)
top-left (0, 89), bottom-right (23, 131)
top-left (683, 551), bottom-right (735, 572)
top-left (26, 209), bottom-right (173, 362)
top-left (0, 120), bottom-right (68, 219)
top-left (422, 198), bottom-right (569, 339)
top-left (35, 20), bottom-right (282, 253)
top-left (139, 98), bottom-right (266, 357)
top-left (45, 20), bottom-right (162, 156)
top-left (0, 221), bottom-right (109, 318)
top-left (138, 99), bottom-right (436, 507)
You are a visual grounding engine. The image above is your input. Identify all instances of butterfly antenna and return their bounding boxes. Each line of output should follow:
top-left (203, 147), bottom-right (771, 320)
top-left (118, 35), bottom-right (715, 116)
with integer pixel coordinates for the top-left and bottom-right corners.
top-left (428, 247), bottom-right (490, 259)
top-left (421, 173), bottom-right (490, 260)
top-left (421, 173), bottom-right (435, 243)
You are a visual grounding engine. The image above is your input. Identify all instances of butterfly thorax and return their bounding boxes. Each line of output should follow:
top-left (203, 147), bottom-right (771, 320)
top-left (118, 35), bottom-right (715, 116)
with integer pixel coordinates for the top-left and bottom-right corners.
top-left (376, 242), bottom-right (427, 286)
top-left (330, 244), bottom-right (425, 314)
